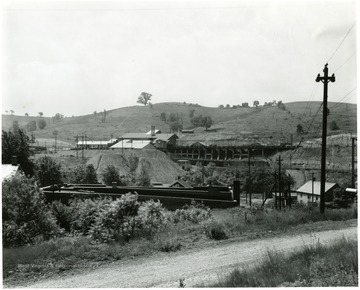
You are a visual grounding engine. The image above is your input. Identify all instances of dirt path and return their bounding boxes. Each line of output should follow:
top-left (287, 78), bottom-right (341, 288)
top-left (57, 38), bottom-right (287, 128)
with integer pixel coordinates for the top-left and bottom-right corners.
top-left (25, 226), bottom-right (357, 288)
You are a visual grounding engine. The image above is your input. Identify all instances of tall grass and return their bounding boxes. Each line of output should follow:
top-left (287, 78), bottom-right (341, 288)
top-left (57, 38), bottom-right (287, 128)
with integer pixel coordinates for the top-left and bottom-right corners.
top-left (213, 204), bottom-right (357, 238)
top-left (208, 237), bottom-right (358, 287)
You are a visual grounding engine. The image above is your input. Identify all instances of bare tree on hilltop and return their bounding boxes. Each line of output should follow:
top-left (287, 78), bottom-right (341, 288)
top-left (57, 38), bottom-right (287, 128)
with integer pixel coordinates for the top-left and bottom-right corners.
top-left (137, 92), bottom-right (152, 106)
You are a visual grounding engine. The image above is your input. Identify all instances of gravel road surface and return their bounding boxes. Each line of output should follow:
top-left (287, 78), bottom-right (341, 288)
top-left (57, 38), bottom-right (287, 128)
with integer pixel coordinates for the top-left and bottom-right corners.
top-left (25, 226), bottom-right (357, 288)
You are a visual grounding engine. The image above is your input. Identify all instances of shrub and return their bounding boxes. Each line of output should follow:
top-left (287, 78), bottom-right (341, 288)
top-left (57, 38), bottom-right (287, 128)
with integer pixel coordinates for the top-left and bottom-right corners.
top-left (89, 194), bottom-right (140, 243)
top-left (330, 120), bottom-right (340, 130)
top-left (37, 118), bottom-right (46, 129)
top-left (136, 200), bottom-right (166, 238)
top-left (158, 238), bottom-right (182, 252)
top-left (203, 221), bottom-right (229, 240)
top-left (51, 200), bottom-right (74, 232)
top-left (136, 167), bottom-right (151, 187)
top-left (69, 197), bottom-right (112, 234)
top-left (2, 173), bottom-right (61, 247)
top-left (333, 187), bottom-right (356, 208)
top-left (128, 156), bottom-right (139, 172)
top-left (101, 165), bottom-right (124, 186)
top-left (172, 200), bottom-right (212, 224)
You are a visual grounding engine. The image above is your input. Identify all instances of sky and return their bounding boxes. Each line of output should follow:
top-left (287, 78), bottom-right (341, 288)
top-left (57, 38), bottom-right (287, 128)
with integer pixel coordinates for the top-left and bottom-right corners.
top-left (1, 0), bottom-right (357, 117)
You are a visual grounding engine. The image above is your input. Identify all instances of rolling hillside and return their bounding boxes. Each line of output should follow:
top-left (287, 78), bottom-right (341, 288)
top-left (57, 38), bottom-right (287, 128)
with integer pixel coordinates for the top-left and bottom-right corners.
top-left (2, 101), bottom-right (357, 147)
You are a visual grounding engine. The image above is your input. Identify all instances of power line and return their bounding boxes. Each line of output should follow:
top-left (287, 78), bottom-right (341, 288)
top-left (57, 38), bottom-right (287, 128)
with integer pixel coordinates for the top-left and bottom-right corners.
top-left (334, 50), bottom-right (356, 72)
top-left (329, 87), bottom-right (357, 110)
top-left (305, 103), bottom-right (323, 134)
top-left (330, 94), bottom-right (357, 111)
top-left (302, 83), bottom-right (320, 117)
top-left (327, 21), bottom-right (356, 64)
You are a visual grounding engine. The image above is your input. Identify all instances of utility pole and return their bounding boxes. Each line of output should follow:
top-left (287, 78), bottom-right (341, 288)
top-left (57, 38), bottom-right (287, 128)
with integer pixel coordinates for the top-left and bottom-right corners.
top-left (311, 173), bottom-right (315, 204)
top-left (234, 169), bottom-right (240, 206)
top-left (248, 148), bottom-right (252, 206)
top-left (274, 171), bottom-right (277, 209)
top-left (75, 135), bottom-right (78, 159)
top-left (288, 174), bottom-right (292, 207)
top-left (277, 155), bottom-right (283, 210)
top-left (316, 64), bottom-right (335, 214)
top-left (54, 133), bottom-right (57, 153)
top-left (82, 135), bottom-right (84, 160)
top-left (352, 137), bottom-right (357, 188)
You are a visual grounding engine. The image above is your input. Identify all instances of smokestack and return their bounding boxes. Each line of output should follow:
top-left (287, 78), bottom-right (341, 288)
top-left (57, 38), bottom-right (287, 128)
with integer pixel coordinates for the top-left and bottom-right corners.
top-left (151, 125), bottom-right (155, 136)
top-left (11, 156), bottom-right (18, 166)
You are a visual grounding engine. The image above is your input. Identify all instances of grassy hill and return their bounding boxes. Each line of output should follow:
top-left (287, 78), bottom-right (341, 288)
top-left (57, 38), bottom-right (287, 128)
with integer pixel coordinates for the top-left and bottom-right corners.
top-left (2, 101), bottom-right (357, 147)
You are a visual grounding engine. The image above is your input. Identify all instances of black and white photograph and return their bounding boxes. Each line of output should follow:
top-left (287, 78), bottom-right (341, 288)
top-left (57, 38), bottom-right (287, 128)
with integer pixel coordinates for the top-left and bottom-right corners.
top-left (1, 0), bottom-right (357, 287)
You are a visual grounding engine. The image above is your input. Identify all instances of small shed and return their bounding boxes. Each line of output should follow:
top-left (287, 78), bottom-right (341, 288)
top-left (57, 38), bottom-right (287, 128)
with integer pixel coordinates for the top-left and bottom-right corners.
top-left (296, 181), bottom-right (339, 204)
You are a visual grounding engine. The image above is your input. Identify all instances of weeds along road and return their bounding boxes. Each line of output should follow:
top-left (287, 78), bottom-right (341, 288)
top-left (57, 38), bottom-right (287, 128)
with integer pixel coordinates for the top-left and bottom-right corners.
top-left (27, 226), bottom-right (357, 288)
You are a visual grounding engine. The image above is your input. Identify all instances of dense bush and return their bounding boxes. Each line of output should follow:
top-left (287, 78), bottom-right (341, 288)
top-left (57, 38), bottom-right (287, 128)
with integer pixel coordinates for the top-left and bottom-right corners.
top-left (2, 173), bottom-right (61, 247)
top-left (50, 195), bottom-right (168, 243)
top-left (203, 221), bottom-right (229, 240)
top-left (333, 187), bottom-right (356, 208)
top-left (172, 200), bottom-right (212, 224)
top-left (51, 200), bottom-right (74, 232)
top-left (89, 194), bottom-right (140, 243)
top-left (70, 197), bottom-right (112, 234)
top-left (101, 165), bottom-right (125, 186)
top-left (34, 156), bottom-right (63, 187)
top-left (137, 200), bottom-right (167, 238)
top-left (67, 163), bottom-right (98, 184)
top-left (2, 128), bottom-right (34, 176)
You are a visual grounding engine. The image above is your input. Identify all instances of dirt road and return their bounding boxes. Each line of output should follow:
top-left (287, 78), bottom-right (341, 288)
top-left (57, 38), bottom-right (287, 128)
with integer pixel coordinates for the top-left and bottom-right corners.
top-left (26, 226), bottom-right (357, 288)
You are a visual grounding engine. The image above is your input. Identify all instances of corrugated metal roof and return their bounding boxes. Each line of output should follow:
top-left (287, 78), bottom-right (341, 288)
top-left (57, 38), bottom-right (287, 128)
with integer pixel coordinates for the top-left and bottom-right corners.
top-left (2, 165), bottom-right (19, 181)
top-left (77, 140), bottom-right (110, 145)
top-left (296, 181), bottom-right (338, 196)
top-left (110, 140), bottom-right (155, 149)
top-left (120, 133), bottom-right (156, 140)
